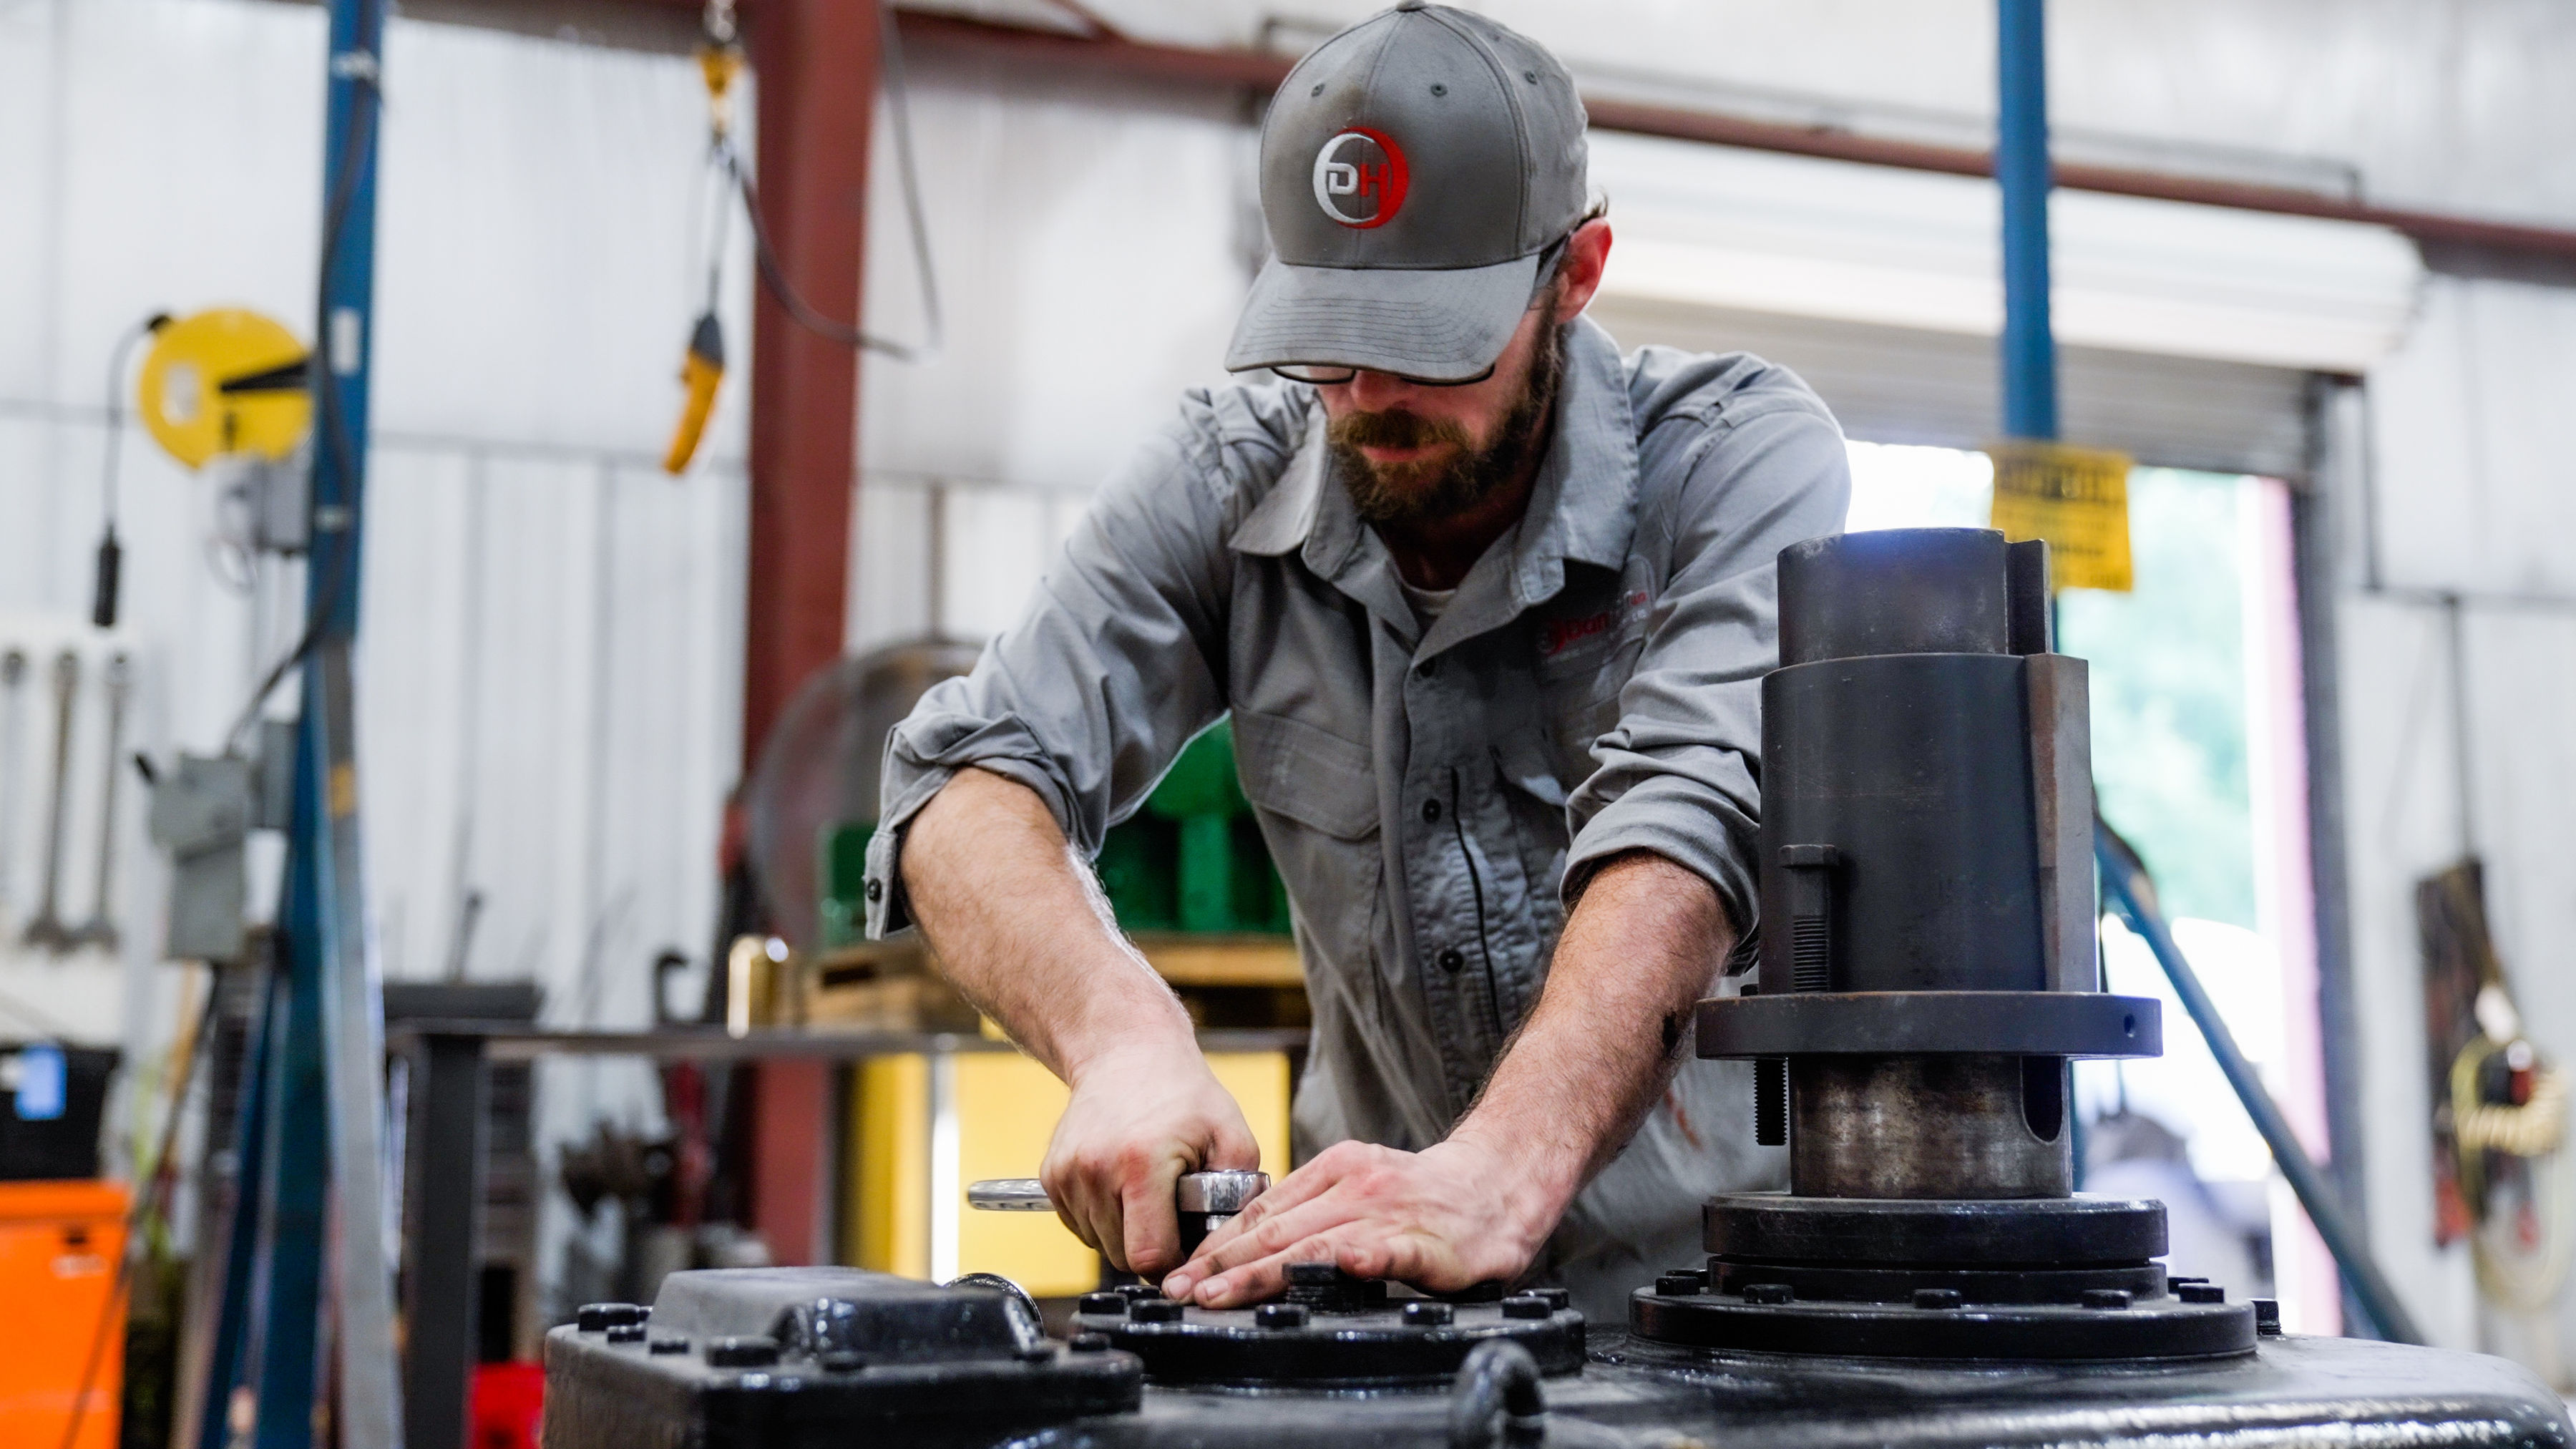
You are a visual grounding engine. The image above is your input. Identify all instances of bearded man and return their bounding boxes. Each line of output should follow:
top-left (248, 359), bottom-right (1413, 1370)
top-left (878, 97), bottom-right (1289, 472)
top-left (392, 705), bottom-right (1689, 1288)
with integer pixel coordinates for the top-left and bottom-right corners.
top-left (863, 0), bottom-right (1850, 1320)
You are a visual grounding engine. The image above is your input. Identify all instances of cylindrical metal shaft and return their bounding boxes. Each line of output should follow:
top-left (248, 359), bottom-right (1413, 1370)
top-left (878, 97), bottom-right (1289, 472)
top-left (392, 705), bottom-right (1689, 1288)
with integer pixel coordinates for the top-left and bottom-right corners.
top-left (1790, 1055), bottom-right (2071, 1199)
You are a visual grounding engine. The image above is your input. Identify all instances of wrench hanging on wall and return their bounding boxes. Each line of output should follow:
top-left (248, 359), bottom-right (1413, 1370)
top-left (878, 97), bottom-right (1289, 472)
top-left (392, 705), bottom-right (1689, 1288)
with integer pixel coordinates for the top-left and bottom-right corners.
top-left (71, 653), bottom-right (131, 950)
top-left (0, 648), bottom-right (26, 923)
top-left (21, 650), bottom-right (81, 953)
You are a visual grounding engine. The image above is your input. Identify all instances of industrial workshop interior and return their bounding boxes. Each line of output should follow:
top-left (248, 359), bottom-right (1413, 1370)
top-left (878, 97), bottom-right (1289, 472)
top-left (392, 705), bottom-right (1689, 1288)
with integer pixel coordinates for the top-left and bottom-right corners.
top-left (7, 0), bottom-right (2576, 1444)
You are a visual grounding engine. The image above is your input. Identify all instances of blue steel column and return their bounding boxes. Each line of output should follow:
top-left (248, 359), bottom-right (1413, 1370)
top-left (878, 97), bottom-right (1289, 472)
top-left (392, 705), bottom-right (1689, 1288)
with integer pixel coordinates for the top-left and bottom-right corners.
top-left (239, 0), bottom-right (396, 1446)
top-left (1996, 0), bottom-right (2058, 441)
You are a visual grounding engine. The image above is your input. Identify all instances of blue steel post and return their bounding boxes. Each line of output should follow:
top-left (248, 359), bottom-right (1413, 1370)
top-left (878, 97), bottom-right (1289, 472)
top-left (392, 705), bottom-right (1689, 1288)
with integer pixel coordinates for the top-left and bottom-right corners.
top-left (238, 0), bottom-right (396, 1445)
top-left (1996, 0), bottom-right (2058, 441)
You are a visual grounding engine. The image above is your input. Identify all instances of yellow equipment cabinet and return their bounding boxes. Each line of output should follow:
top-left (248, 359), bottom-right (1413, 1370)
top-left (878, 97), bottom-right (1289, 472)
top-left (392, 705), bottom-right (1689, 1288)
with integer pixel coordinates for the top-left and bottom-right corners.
top-left (846, 1050), bottom-right (1290, 1297)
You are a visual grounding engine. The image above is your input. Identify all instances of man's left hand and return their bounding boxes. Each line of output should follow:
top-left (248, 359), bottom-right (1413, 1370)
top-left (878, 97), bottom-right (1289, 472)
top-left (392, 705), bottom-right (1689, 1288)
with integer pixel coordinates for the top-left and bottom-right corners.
top-left (1160, 1136), bottom-right (1554, 1307)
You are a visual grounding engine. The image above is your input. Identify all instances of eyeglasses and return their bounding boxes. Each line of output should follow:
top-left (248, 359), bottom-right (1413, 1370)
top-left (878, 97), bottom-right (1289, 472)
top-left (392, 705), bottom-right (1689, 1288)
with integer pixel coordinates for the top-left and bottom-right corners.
top-left (1269, 234), bottom-right (1571, 389)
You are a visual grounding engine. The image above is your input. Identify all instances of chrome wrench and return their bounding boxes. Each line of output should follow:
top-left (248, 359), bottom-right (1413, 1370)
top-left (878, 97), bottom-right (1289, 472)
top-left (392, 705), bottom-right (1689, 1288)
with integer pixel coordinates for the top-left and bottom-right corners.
top-left (21, 650), bottom-right (79, 952)
top-left (0, 648), bottom-right (26, 922)
top-left (69, 653), bottom-right (130, 950)
top-left (969, 1170), bottom-right (1270, 1256)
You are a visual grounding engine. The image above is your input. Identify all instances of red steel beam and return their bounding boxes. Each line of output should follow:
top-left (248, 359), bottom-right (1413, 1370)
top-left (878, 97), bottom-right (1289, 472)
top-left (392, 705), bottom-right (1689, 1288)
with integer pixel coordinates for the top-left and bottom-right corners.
top-left (894, 9), bottom-right (2576, 262)
top-left (741, 0), bottom-right (879, 1269)
top-left (744, 0), bottom-right (874, 769)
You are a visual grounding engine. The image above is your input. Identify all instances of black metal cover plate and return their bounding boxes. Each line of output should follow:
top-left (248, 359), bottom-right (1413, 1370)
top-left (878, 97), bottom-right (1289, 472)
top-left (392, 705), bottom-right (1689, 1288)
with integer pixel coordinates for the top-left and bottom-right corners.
top-left (1075, 1297), bottom-right (1585, 1387)
top-left (1631, 1287), bottom-right (2255, 1361)
top-left (1707, 1258), bottom-right (2164, 1306)
top-left (1704, 1194), bottom-right (2168, 1264)
top-left (1698, 991), bottom-right (2161, 1058)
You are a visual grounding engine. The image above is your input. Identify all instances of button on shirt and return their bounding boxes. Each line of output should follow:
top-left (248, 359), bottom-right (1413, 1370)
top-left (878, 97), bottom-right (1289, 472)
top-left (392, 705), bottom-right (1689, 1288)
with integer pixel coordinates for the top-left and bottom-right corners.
top-left (866, 317), bottom-right (1850, 1318)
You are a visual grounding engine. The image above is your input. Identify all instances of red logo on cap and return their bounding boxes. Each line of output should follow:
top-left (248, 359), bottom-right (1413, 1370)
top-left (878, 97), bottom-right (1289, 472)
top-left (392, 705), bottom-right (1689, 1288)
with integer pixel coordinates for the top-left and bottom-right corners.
top-left (1312, 128), bottom-right (1410, 228)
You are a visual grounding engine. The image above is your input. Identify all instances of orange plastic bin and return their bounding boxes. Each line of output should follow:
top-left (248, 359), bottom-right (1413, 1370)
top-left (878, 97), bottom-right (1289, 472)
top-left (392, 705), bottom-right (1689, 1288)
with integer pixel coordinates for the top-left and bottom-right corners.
top-left (0, 1181), bottom-right (127, 1449)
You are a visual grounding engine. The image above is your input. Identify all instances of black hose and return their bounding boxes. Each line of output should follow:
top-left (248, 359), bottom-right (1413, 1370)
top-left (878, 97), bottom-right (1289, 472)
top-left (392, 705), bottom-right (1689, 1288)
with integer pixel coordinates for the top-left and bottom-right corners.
top-left (1446, 1337), bottom-right (1546, 1449)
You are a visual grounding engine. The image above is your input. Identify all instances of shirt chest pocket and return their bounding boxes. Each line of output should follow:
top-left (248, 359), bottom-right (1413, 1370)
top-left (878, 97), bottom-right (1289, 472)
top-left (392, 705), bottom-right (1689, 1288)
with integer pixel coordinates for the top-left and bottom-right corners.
top-left (1531, 581), bottom-right (1651, 776)
top-left (1231, 707), bottom-right (1383, 967)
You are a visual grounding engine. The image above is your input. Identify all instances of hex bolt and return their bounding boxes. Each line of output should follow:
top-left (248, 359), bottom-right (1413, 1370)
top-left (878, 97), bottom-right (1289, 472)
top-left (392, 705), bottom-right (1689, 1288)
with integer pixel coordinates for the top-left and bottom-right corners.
top-left (1656, 1272), bottom-right (1704, 1297)
top-left (2177, 1284), bottom-right (2226, 1304)
top-left (605, 1323), bottom-right (646, 1344)
top-left (2082, 1289), bottom-right (2133, 1310)
top-left (1530, 1288), bottom-right (1572, 1310)
top-left (1128, 1297), bottom-right (1186, 1323)
top-left (2252, 1299), bottom-right (2283, 1336)
top-left (705, 1335), bottom-right (781, 1367)
top-left (2167, 1276), bottom-right (2207, 1287)
top-left (1078, 1292), bottom-right (1125, 1315)
top-left (576, 1302), bottom-right (646, 1333)
top-left (647, 1337), bottom-right (691, 1355)
top-left (1069, 1332), bottom-right (1112, 1353)
top-left (1256, 1302), bottom-right (1311, 1330)
top-left (1742, 1284), bottom-right (1795, 1305)
top-left (1912, 1288), bottom-right (1963, 1310)
top-left (1016, 1343), bottom-right (1055, 1361)
top-left (1115, 1282), bottom-right (1160, 1299)
top-left (819, 1349), bottom-right (866, 1372)
top-left (1501, 1294), bottom-right (1555, 1319)
top-left (1402, 1301), bottom-right (1454, 1327)
top-left (1287, 1263), bottom-right (1342, 1287)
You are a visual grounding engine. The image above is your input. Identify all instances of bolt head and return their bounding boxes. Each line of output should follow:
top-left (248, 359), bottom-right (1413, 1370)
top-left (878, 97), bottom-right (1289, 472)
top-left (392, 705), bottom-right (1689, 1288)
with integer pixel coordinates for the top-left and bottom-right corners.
top-left (1078, 1292), bottom-right (1125, 1315)
top-left (1742, 1283), bottom-right (1795, 1306)
top-left (1656, 1272), bottom-right (1703, 1297)
top-left (1255, 1302), bottom-right (1310, 1330)
top-left (2082, 1289), bottom-right (2133, 1310)
top-left (1287, 1262), bottom-right (1342, 1287)
top-left (818, 1349), bottom-right (865, 1372)
top-left (1070, 1332), bottom-right (1112, 1352)
top-left (576, 1302), bottom-right (646, 1333)
top-left (704, 1335), bottom-right (781, 1367)
top-left (1402, 1301), bottom-right (1453, 1327)
top-left (1912, 1288), bottom-right (1963, 1310)
top-left (647, 1337), bottom-right (690, 1355)
top-left (1128, 1297), bottom-right (1185, 1323)
top-left (1501, 1294), bottom-right (1554, 1319)
top-left (2177, 1283), bottom-right (2225, 1304)
top-left (2252, 1298), bottom-right (2283, 1336)
top-left (605, 1322), bottom-right (646, 1344)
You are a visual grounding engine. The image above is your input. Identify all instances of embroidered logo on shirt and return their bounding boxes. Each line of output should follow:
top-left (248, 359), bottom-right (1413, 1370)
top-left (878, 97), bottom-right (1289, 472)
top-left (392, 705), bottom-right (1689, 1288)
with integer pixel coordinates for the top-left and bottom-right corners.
top-left (1312, 129), bottom-right (1409, 228)
top-left (1540, 590), bottom-right (1649, 660)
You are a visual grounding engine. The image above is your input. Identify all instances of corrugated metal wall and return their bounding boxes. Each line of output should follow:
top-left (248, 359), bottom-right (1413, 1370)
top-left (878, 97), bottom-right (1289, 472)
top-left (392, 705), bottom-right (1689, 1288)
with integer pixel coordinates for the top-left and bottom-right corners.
top-left (0, 0), bottom-right (752, 1307)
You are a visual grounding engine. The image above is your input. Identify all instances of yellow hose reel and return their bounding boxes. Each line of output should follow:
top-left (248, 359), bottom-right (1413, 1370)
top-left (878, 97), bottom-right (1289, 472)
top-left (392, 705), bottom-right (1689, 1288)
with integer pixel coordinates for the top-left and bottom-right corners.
top-left (137, 308), bottom-right (311, 469)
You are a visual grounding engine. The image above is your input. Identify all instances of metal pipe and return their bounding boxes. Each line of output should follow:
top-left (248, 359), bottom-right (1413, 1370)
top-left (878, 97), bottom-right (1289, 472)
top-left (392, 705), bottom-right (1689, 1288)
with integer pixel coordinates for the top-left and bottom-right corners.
top-left (2094, 829), bottom-right (2425, 1345)
top-left (887, 9), bottom-right (2576, 265)
top-left (1996, 0), bottom-right (2057, 441)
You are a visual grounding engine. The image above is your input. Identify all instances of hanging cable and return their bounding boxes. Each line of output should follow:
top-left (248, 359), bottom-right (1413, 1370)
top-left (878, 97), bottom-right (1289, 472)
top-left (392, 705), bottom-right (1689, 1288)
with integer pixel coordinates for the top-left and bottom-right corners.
top-left (721, 1), bottom-right (943, 361)
top-left (92, 313), bottom-right (174, 629)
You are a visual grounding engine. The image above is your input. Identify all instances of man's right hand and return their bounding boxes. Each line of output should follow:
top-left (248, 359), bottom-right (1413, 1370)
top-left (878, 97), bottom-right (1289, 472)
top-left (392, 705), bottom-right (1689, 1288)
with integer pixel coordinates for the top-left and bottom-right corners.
top-left (1042, 1038), bottom-right (1262, 1279)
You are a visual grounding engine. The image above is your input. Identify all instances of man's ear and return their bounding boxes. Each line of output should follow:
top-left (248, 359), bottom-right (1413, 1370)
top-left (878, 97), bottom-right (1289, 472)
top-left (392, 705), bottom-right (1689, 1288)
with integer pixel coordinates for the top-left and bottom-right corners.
top-left (1552, 219), bottom-right (1613, 323)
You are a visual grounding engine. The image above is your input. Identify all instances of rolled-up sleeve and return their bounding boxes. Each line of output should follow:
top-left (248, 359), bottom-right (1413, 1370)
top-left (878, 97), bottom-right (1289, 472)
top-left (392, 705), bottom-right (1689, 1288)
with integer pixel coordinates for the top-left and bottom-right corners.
top-left (1561, 399), bottom-right (1850, 932)
top-left (863, 390), bottom-right (1294, 937)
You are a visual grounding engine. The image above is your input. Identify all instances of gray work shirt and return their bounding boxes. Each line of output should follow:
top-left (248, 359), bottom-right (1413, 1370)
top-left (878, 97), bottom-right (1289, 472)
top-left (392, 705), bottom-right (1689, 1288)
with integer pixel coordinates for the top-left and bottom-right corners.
top-left (867, 317), bottom-right (1850, 1319)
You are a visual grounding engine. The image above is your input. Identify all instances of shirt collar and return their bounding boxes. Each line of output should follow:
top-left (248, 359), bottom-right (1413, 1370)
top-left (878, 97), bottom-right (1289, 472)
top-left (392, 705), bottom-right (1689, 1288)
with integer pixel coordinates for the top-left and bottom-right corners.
top-left (1228, 316), bottom-right (1641, 643)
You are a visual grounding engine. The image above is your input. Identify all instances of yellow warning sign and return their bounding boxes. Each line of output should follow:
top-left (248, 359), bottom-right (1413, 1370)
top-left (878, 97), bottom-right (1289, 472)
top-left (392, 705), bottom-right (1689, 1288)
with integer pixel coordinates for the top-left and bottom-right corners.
top-left (1985, 440), bottom-right (2134, 592)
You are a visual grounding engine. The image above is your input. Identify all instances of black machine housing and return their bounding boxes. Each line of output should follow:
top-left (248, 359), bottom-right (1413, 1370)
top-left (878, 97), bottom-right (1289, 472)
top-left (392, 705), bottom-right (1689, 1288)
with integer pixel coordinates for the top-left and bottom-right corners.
top-left (540, 530), bottom-right (2572, 1448)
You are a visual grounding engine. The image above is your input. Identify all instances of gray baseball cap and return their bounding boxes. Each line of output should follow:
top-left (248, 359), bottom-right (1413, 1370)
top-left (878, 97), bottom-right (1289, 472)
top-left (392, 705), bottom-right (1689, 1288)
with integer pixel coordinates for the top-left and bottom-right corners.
top-left (1224, 1), bottom-right (1590, 383)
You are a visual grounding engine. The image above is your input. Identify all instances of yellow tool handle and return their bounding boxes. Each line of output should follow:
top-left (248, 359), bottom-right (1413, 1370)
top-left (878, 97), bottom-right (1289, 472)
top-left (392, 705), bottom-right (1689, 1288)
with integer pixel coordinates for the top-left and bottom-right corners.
top-left (663, 312), bottom-right (726, 474)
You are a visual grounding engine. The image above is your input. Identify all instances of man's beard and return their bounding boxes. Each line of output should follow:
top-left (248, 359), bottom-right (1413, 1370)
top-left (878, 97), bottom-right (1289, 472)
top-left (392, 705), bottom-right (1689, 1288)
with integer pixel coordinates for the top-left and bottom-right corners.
top-left (1327, 320), bottom-right (1566, 526)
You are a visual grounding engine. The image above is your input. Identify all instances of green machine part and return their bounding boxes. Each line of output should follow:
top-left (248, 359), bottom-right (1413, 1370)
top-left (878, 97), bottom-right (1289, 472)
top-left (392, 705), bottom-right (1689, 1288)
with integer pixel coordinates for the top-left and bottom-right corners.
top-left (818, 718), bottom-right (1291, 947)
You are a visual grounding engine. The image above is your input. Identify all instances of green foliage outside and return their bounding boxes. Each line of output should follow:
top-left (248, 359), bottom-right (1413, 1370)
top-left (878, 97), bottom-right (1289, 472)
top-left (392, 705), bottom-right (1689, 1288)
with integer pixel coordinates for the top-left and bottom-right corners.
top-left (2057, 469), bottom-right (2255, 930)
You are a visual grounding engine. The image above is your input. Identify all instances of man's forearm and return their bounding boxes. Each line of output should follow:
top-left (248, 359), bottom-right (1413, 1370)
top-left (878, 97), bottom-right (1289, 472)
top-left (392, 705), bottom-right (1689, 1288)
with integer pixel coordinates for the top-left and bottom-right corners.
top-left (1449, 851), bottom-right (1735, 1222)
top-left (899, 767), bottom-right (1195, 1078)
